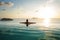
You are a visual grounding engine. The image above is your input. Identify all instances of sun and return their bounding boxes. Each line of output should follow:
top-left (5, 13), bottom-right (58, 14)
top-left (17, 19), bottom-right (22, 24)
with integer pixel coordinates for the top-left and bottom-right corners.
top-left (36, 6), bottom-right (56, 18)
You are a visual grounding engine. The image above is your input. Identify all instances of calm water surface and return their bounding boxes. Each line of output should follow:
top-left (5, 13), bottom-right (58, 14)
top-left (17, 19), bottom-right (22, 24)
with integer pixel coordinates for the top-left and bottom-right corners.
top-left (0, 18), bottom-right (60, 40)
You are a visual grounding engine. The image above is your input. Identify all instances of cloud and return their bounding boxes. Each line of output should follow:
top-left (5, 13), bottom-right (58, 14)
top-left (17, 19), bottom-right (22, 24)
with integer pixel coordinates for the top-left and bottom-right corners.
top-left (47, 0), bottom-right (54, 3)
top-left (5, 2), bottom-right (14, 7)
top-left (0, 1), bottom-right (14, 7)
top-left (0, 2), bottom-right (4, 6)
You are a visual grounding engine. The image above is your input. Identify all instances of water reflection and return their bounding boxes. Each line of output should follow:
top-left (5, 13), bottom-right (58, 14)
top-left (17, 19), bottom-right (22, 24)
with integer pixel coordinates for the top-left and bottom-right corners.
top-left (36, 18), bottom-right (60, 40)
top-left (43, 18), bottom-right (50, 27)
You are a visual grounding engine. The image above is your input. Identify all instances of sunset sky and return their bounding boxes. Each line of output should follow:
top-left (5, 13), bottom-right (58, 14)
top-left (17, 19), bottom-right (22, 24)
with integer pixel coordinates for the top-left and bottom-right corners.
top-left (0, 0), bottom-right (60, 18)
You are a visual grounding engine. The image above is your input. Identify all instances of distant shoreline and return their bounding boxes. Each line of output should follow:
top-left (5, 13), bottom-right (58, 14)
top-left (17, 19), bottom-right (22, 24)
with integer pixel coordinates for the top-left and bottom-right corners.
top-left (0, 18), bottom-right (13, 21)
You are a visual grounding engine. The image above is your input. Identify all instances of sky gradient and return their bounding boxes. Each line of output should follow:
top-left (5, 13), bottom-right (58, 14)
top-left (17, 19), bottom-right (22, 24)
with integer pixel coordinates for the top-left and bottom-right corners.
top-left (0, 0), bottom-right (60, 18)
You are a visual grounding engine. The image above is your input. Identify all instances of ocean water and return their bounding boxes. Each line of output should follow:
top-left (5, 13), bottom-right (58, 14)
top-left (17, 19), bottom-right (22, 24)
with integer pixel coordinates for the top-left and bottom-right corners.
top-left (0, 18), bottom-right (60, 40)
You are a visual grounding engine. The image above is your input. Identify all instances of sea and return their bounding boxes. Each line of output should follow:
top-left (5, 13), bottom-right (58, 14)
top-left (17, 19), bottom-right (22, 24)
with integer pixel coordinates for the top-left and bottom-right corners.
top-left (0, 18), bottom-right (60, 40)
